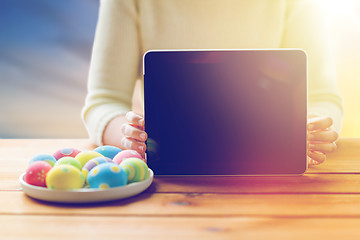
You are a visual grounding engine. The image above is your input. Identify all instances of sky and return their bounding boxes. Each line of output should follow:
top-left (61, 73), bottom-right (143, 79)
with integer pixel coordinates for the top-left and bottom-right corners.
top-left (0, 0), bottom-right (99, 138)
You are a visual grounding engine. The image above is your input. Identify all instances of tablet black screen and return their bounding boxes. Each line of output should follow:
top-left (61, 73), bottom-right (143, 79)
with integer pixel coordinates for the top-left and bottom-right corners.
top-left (144, 50), bottom-right (307, 175)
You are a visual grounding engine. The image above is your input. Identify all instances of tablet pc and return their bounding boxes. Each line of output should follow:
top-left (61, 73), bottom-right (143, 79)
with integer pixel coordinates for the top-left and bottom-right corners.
top-left (144, 49), bottom-right (307, 175)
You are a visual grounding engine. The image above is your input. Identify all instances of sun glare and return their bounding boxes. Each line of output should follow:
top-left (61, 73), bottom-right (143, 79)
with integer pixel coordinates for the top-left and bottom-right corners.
top-left (316, 0), bottom-right (360, 137)
top-left (320, 0), bottom-right (360, 21)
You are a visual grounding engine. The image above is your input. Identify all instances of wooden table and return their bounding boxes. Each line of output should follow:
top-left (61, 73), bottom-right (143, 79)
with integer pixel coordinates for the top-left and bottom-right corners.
top-left (1, 138), bottom-right (360, 239)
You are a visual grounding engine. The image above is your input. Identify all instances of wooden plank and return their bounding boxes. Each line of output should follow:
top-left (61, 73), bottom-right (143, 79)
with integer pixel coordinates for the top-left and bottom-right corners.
top-left (0, 138), bottom-right (96, 151)
top-left (2, 192), bottom-right (360, 217)
top-left (151, 173), bottom-right (360, 194)
top-left (3, 173), bottom-right (360, 193)
top-left (0, 139), bottom-right (95, 167)
top-left (1, 215), bottom-right (360, 240)
top-left (0, 139), bottom-right (95, 174)
top-left (2, 138), bottom-right (360, 192)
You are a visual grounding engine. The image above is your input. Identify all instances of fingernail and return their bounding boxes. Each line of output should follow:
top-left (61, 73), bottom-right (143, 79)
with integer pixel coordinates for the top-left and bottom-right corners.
top-left (138, 119), bottom-right (144, 125)
top-left (140, 133), bottom-right (146, 140)
top-left (309, 144), bottom-right (316, 149)
top-left (125, 112), bottom-right (131, 121)
top-left (139, 145), bottom-right (144, 151)
top-left (308, 158), bottom-right (317, 165)
top-left (122, 139), bottom-right (132, 149)
top-left (311, 159), bottom-right (319, 165)
top-left (308, 124), bottom-right (315, 131)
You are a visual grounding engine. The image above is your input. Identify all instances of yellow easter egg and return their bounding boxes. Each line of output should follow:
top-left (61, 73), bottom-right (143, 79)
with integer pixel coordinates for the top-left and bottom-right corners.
top-left (75, 151), bottom-right (103, 167)
top-left (46, 165), bottom-right (85, 190)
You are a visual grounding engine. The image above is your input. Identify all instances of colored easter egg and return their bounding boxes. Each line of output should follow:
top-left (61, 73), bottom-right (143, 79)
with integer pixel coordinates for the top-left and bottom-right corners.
top-left (53, 148), bottom-right (81, 160)
top-left (82, 156), bottom-right (113, 180)
top-left (75, 151), bottom-right (103, 167)
top-left (25, 161), bottom-right (52, 187)
top-left (119, 158), bottom-right (149, 183)
top-left (113, 150), bottom-right (143, 165)
top-left (29, 154), bottom-right (57, 167)
top-left (87, 163), bottom-right (127, 189)
top-left (55, 157), bottom-right (82, 171)
top-left (46, 165), bottom-right (85, 190)
top-left (93, 145), bottom-right (122, 159)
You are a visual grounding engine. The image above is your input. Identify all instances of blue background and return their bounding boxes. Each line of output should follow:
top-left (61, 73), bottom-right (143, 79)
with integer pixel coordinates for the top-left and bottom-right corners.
top-left (0, 0), bottom-right (99, 138)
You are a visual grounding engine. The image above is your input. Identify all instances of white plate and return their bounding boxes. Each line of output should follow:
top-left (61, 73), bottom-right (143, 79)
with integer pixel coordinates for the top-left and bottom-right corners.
top-left (19, 169), bottom-right (153, 203)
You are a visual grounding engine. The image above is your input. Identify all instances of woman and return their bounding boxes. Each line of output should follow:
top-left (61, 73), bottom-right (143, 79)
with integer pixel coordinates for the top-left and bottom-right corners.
top-left (82, 0), bottom-right (343, 165)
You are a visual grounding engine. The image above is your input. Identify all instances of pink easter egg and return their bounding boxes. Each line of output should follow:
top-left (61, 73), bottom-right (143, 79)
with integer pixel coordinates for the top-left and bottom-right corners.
top-left (113, 150), bottom-right (143, 165)
top-left (25, 161), bottom-right (52, 187)
top-left (53, 148), bottom-right (81, 160)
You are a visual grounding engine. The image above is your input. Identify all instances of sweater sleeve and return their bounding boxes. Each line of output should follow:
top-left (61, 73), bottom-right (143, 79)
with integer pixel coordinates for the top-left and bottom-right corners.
top-left (281, 0), bottom-right (344, 133)
top-left (81, 0), bottom-right (141, 146)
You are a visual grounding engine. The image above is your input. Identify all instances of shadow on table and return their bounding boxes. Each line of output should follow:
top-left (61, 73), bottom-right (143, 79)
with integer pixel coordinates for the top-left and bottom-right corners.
top-left (150, 174), bottom-right (342, 194)
top-left (25, 183), bottom-right (157, 208)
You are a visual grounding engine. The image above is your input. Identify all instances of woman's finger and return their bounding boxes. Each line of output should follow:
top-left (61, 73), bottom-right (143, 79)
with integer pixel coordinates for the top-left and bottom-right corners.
top-left (121, 124), bottom-right (148, 142)
top-left (126, 111), bottom-right (145, 129)
top-left (307, 150), bottom-right (326, 164)
top-left (307, 156), bottom-right (320, 166)
top-left (121, 137), bottom-right (146, 157)
top-left (308, 129), bottom-right (338, 142)
top-left (307, 116), bottom-right (333, 131)
top-left (308, 142), bottom-right (337, 154)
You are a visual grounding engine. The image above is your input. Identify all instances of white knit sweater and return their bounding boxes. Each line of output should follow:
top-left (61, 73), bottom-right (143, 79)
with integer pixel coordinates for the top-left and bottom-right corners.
top-left (82, 0), bottom-right (343, 145)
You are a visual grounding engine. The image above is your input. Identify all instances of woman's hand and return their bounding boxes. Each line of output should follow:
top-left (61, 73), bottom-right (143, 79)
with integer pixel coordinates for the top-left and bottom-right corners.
top-left (307, 116), bottom-right (338, 165)
top-left (121, 111), bottom-right (147, 158)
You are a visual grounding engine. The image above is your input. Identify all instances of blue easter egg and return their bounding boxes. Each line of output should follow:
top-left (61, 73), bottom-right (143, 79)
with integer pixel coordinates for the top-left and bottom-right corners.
top-left (82, 156), bottom-right (113, 181)
top-left (87, 162), bottom-right (127, 189)
top-left (93, 145), bottom-right (122, 159)
top-left (29, 154), bottom-right (57, 167)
